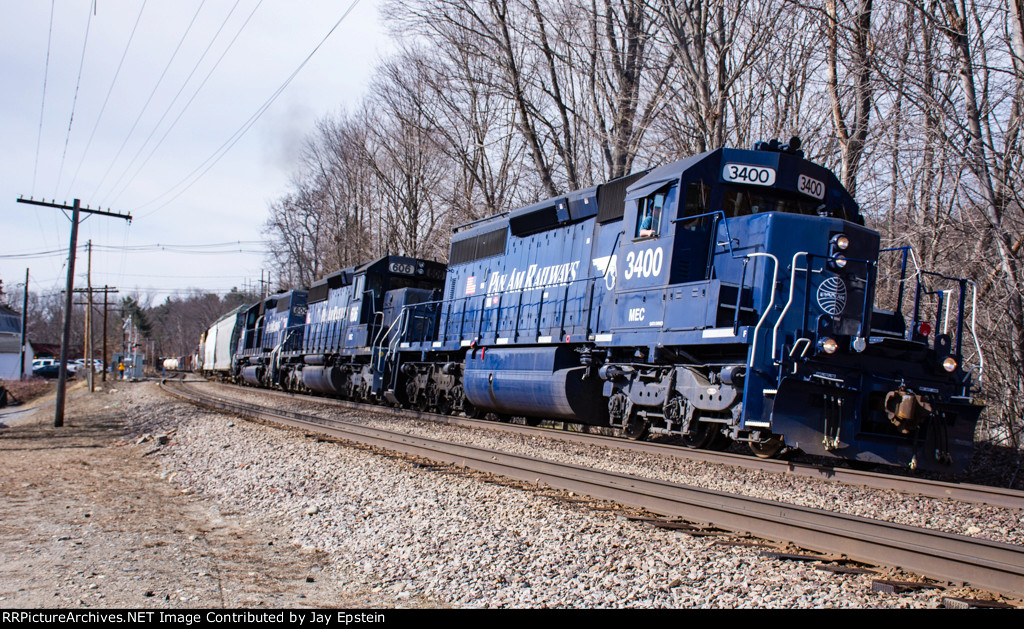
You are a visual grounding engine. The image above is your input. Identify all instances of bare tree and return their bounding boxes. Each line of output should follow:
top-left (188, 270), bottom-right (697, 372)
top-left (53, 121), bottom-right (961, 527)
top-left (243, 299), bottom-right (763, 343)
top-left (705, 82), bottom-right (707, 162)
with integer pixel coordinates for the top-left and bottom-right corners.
top-left (389, 0), bottom-right (671, 195)
top-left (823, 0), bottom-right (875, 196)
top-left (650, 0), bottom-right (784, 155)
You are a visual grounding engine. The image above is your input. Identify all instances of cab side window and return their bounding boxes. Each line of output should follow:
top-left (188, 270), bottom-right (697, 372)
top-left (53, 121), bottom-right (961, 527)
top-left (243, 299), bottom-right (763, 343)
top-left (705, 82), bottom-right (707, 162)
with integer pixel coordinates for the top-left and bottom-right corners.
top-left (634, 186), bottom-right (675, 238)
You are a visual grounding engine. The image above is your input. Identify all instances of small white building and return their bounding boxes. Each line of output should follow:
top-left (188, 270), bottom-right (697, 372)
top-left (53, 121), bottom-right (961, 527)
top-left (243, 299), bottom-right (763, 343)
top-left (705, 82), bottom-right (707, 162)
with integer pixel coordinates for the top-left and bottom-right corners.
top-left (0, 304), bottom-right (31, 380)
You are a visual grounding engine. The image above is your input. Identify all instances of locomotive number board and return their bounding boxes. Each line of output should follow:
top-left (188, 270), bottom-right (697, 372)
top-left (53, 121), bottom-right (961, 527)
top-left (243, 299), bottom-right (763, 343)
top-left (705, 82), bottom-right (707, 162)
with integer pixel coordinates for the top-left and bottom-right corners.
top-left (722, 163), bottom-right (776, 186)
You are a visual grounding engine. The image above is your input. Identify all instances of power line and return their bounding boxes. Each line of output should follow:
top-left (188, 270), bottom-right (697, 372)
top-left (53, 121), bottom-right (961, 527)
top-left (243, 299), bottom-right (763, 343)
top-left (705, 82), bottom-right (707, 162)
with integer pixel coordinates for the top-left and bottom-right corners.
top-left (103, 0), bottom-right (256, 206)
top-left (31, 285), bottom-right (255, 298)
top-left (0, 248), bottom-right (72, 260)
top-left (0, 240), bottom-right (265, 259)
top-left (98, 239), bottom-right (264, 249)
top-left (32, 0), bottom-right (56, 193)
top-left (65, 0), bottom-right (149, 198)
top-left (89, 0), bottom-right (210, 201)
top-left (54, 1), bottom-right (95, 196)
top-left (136, 0), bottom-right (363, 216)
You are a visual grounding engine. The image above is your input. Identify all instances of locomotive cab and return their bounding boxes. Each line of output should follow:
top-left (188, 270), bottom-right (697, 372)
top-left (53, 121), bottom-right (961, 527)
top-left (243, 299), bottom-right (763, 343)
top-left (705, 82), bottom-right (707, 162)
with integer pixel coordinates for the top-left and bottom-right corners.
top-left (297, 255), bottom-right (447, 399)
top-left (599, 140), bottom-right (981, 471)
top-left (610, 142), bottom-right (859, 342)
top-left (237, 290), bottom-right (308, 389)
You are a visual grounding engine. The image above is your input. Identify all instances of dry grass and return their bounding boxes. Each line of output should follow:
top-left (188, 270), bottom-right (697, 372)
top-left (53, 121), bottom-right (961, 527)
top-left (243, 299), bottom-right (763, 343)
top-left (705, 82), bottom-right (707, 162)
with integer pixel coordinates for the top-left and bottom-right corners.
top-left (1, 378), bottom-right (54, 406)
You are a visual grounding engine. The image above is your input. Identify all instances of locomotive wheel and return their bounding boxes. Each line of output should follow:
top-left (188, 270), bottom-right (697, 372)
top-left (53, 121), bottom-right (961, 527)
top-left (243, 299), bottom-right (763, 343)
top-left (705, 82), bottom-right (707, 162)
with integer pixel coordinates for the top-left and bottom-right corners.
top-left (749, 435), bottom-right (785, 458)
top-left (681, 420), bottom-right (719, 449)
top-left (623, 414), bottom-right (650, 441)
top-left (423, 381), bottom-right (439, 412)
top-left (449, 384), bottom-right (468, 416)
top-left (405, 379), bottom-right (419, 409)
top-left (436, 393), bottom-right (451, 416)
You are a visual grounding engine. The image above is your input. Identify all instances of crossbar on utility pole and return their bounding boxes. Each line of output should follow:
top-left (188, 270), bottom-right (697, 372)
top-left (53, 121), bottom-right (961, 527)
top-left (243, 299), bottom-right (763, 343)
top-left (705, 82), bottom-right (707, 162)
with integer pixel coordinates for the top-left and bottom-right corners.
top-left (74, 286), bottom-right (117, 383)
top-left (15, 196), bottom-right (131, 427)
top-left (73, 284), bottom-right (117, 385)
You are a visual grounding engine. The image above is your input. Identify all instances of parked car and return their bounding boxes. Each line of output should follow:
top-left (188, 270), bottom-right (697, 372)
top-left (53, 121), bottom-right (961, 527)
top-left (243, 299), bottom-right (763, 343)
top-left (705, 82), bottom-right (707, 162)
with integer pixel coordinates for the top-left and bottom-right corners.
top-left (32, 363), bottom-right (73, 379)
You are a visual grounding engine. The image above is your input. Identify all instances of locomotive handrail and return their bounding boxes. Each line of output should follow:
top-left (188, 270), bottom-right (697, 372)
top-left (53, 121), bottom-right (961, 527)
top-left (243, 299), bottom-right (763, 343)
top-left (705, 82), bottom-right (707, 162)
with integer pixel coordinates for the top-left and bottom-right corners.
top-left (879, 246), bottom-right (921, 315)
top-left (915, 271), bottom-right (983, 382)
top-left (405, 266), bottom-right (614, 347)
top-left (384, 309), bottom-right (414, 390)
top-left (773, 251), bottom-right (879, 365)
top-left (671, 208), bottom-right (738, 257)
top-left (244, 313), bottom-right (265, 355)
top-left (881, 246), bottom-right (972, 349)
top-left (452, 211), bottom-right (511, 233)
top-left (773, 251), bottom-right (809, 363)
top-left (746, 252), bottom-right (778, 370)
top-left (672, 210), bottom-right (785, 369)
top-left (878, 248), bottom-right (983, 385)
top-left (268, 329), bottom-right (294, 385)
top-left (374, 310), bottom-right (406, 373)
top-left (369, 310), bottom-right (387, 359)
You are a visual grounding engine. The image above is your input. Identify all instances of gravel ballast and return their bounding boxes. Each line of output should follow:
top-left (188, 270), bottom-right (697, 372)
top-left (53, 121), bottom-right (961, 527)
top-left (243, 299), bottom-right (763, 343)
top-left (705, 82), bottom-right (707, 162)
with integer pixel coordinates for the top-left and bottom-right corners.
top-left (191, 382), bottom-right (1024, 547)
top-left (138, 381), bottom-right (1017, 608)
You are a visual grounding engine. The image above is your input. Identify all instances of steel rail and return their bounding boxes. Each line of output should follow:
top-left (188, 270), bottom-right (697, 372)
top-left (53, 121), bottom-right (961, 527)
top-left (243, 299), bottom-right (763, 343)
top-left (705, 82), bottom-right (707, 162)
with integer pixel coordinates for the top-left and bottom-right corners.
top-left (190, 379), bottom-right (1024, 511)
top-left (162, 380), bottom-right (1024, 599)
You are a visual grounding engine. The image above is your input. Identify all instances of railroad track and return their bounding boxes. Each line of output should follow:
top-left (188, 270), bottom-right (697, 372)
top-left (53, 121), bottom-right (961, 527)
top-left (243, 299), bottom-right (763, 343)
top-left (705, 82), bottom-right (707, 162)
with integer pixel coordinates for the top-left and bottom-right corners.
top-left (161, 379), bottom-right (1024, 600)
top-left (182, 377), bottom-right (1024, 511)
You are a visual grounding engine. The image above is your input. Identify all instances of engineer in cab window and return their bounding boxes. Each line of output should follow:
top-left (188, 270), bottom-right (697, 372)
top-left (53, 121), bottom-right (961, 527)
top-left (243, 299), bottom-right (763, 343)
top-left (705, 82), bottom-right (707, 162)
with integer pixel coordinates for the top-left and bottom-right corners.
top-left (636, 194), bottom-right (664, 238)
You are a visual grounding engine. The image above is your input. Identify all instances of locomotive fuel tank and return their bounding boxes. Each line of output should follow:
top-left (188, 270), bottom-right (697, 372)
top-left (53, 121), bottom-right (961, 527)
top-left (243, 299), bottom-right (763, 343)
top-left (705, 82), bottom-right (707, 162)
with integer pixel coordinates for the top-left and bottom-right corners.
top-left (463, 345), bottom-right (605, 423)
top-left (301, 365), bottom-right (348, 395)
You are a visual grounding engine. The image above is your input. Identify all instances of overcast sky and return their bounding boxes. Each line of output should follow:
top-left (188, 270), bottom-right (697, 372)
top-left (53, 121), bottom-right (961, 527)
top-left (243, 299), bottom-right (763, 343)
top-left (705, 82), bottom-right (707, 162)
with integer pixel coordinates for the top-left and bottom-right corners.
top-left (0, 0), bottom-right (392, 307)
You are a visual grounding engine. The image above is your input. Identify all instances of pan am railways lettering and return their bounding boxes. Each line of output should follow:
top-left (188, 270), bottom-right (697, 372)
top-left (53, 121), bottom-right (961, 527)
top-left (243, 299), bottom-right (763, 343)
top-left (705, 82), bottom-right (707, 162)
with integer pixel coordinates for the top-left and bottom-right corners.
top-left (484, 260), bottom-right (581, 296)
top-left (312, 306), bottom-right (349, 324)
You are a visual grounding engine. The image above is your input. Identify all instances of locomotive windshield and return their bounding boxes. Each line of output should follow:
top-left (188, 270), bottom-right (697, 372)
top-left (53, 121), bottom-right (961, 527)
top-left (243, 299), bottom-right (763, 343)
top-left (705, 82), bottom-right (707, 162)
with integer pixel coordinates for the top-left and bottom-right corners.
top-left (721, 188), bottom-right (842, 220)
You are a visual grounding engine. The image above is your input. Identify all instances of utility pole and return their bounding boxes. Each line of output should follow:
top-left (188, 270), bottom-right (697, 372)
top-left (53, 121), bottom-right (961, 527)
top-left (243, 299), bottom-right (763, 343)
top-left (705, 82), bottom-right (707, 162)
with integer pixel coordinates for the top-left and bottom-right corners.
top-left (19, 269), bottom-right (28, 380)
top-left (86, 240), bottom-right (93, 391)
top-left (258, 271), bottom-right (269, 300)
top-left (74, 285), bottom-right (116, 389)
top-left (102, 286), bottom-right (116, 382)
top-left (15, 197), bottom-right (131, 427)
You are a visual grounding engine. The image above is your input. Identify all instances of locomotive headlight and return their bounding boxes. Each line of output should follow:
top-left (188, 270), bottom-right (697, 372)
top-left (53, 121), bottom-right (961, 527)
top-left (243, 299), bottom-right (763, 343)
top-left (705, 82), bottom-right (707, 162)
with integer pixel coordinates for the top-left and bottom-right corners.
top-left (820, 337), bottom-right (839, 354)
top-left (834, 234), bottom-right (850, 250)
top-left (832, 254), bottom-right (847, 268)
top-left (942, 357), bottom-right (958, 372)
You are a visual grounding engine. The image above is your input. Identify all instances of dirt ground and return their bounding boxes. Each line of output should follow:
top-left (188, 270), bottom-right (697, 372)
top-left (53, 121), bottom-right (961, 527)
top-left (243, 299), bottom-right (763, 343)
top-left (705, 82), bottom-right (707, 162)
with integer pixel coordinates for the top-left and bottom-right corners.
top-left (0, 380), bottom-right (375, 609)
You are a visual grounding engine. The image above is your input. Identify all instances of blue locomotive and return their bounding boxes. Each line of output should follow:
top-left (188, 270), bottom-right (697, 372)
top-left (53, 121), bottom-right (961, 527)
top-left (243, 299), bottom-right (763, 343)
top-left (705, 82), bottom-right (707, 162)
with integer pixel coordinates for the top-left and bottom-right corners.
top-left (233, 255), bottom-right (447, 397)
top-left (229, 139), bottom-right (983, 473)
